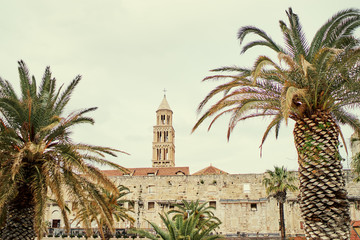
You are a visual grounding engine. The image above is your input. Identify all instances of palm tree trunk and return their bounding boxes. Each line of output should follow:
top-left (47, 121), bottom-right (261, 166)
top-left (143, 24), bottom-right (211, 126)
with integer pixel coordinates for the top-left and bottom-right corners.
top-left (0, 183), bottom-right (35, 240)
top-left (279, 201), bottom-right (285, 240)
top-left (0, 205), bottom-right (35, 240)
top-left (293, 110), bottom-right (350, 239)
top-left (103, 225), bottom-right (113, 240)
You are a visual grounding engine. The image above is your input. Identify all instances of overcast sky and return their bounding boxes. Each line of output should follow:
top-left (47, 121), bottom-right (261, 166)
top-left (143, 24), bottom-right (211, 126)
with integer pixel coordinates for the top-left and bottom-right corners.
top-left (0, 1), bottom-right (359, 174)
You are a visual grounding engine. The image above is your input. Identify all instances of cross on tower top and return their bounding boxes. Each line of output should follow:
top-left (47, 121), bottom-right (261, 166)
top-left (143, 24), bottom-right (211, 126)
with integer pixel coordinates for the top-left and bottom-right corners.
top-left (163, 88), bottom-right (167, 96)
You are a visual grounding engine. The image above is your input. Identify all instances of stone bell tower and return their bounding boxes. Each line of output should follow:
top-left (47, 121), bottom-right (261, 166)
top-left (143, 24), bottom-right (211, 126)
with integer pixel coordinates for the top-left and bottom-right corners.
top-left (152, 94), bottom-right (175, 167)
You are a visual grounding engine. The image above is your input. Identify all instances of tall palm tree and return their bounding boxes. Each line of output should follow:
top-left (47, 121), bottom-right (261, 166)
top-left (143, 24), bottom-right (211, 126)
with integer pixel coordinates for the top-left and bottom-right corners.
top-left (168, 200), bottom-right (221, 230)
top-left (193, 8), bottom-right (360, 239)
top-left (74, 185), bottom-right (135, 240)
top-left (131, 212), bottom-right (222, 240)
top-left (263, 166), bottom-right (298, 240)
top-left (0, 61), bottom-right (128, 240)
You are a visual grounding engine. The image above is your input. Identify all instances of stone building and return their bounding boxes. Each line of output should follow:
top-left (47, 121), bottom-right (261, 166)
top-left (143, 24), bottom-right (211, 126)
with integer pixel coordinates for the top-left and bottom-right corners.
top-left (45, 95), bottom-right (360, 238)
top-left (352, 131), bottom-right (360, 160)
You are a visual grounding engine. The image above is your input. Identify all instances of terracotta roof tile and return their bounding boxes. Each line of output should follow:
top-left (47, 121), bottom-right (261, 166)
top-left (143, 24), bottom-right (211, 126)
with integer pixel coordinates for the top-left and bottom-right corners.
top-left (102, 167), bottom-right (189, 176)
top-left (352, 220), bottom-right (360, 227)
top-left (192, 165), bottom-right (228, 175)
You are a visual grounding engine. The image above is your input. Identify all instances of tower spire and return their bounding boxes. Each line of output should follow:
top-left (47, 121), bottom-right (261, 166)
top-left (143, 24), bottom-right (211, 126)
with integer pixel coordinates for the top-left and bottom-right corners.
top-left (152, 94), bottom-right (175, 167)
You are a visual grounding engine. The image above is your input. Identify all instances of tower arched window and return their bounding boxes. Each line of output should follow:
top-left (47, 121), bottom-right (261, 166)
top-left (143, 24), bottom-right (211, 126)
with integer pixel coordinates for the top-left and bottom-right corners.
top-left (161, 115), bottom-right (165, 124)
top-left (157, 131), bottom-right (162, 142)
top-left (164, 131), bottom-right (168, 142)
top-left (165, 148), bottom-right (168, 160)
top-left (158, 149), bottom-right (162, 160)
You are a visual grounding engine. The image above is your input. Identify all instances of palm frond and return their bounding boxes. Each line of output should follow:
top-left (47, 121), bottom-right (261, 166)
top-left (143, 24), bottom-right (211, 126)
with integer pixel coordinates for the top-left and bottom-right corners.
top-left (237, 26), bottom-right (284, 53)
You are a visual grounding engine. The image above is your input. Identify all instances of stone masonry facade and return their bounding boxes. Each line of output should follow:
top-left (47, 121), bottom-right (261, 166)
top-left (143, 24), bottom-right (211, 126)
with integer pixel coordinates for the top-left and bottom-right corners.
top-left (105, 171), bottom-right (360, 236)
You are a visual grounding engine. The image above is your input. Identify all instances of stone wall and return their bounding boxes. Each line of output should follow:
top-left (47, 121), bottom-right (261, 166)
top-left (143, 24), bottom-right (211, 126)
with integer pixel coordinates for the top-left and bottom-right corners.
top-left (108, 171), bottom-right (360, 236)
top-left (45, 171), bottom-right (360, 236)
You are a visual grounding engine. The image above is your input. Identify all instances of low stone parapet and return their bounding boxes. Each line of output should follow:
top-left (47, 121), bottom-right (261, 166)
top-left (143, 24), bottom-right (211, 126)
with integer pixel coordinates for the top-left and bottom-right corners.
top-left (37, 238), bottom-right (149, 240)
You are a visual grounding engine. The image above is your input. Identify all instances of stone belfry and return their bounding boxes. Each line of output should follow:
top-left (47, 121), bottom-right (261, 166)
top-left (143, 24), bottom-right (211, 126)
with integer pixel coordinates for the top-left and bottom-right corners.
top-left (152, 94), bottom-right (175, 167)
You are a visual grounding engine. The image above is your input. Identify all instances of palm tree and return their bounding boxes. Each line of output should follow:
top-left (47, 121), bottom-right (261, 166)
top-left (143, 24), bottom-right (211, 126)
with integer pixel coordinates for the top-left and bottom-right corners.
top-left (74, 185), bottom-right (135, 240)
top-left (168, 200), bottom-right (221, 229)
top-left (131, 212), bottom-right (222, 240)
top-left (0, 61), bottom-right (128, 240)
top-left (263, 166), bottom-right (298, 240)
top-left (193, 8), bottom-right (360, 239)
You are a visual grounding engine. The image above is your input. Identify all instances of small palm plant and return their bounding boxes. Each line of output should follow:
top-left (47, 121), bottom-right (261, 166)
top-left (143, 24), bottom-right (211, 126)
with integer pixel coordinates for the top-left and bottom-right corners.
top-left (263, 166), bottom-right (298, 240)
top-left (168, 200), bottom-right (221, 229)
top-left (0, 61), bottom-right (128, 240)
top-left (74, 185), bottom-right (135, 240)
top-left (131, 211), bottom-right (222, 240)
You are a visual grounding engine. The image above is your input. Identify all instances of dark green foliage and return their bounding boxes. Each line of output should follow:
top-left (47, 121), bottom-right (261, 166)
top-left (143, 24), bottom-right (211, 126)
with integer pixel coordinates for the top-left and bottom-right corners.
top-left (131, 200), bottom-right (222, 240)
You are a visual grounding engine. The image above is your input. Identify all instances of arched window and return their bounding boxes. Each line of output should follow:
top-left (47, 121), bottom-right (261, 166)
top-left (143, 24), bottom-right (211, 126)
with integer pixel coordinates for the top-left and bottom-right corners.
top-left (157, 149), bottom-right (162, 160)
top-left (165, 149), bottom-right (168, 160)
top-left (157, 131), bottom-right (162, 142)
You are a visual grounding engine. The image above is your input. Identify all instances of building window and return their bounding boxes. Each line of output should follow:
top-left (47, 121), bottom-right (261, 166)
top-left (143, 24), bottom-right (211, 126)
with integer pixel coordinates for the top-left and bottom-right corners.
top-left (209, 201), bottom-right (216, 209)
top-left (157, 132), bottom-right (161, 142)
top-left (161, 115), bottom-right (165, 124)
top-left (158, 149), bottom-right (162, 160)
top-left (250, 203), bottom-right (257, 211)
top-left (52, 219), bottom-right (61, 228)
top-left (148, 202), bottom-right (155, 210)
top-left (164, 131), bottom-right (169, 142)
top-left (148, 185), bottom-right (155, 194)
top-left (167, 115), bottom-right (170, 124)
top-left (159, 203), bottom-right (169, 209)
top-left (243, 183), bottom-right (251, 193)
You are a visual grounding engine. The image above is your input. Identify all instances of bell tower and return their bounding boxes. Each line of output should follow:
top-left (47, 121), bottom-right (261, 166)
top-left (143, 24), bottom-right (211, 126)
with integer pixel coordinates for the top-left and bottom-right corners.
top-left (152, 94), bottom-right (175, 167)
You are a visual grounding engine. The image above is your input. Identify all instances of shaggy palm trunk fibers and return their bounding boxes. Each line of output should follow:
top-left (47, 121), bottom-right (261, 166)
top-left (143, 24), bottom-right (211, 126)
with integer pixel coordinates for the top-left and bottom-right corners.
top-left (294, 111), bottom-right (350, 239)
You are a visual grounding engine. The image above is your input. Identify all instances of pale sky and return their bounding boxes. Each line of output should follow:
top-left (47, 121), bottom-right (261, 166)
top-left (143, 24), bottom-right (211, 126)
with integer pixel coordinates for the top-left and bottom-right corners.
top-left (0, 1), bottom-right (358, 174)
